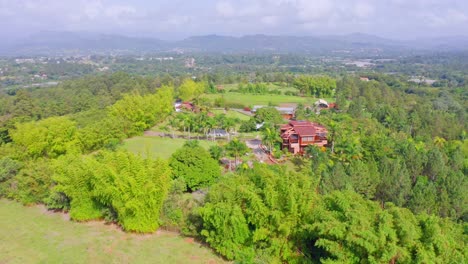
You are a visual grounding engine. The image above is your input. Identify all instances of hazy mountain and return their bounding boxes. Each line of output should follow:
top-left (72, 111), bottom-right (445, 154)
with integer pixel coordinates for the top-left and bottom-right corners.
top-left (0, 31), bottom-right (467, 56)
top-left (0, 31), bottom-right (167, 55)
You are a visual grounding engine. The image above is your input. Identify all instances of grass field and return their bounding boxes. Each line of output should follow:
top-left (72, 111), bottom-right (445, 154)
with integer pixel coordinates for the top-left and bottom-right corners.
top-left (121, 136), bottom-right (216, 159)
top-left (0, 199), bottom-right (225, 264)
top-left (203, 93), bottom-right (333, 107)
top-left (210, 109), bottom-right (251, 121)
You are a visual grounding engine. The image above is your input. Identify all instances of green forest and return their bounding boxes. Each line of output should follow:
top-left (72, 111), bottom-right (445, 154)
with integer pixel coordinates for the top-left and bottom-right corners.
top-left (0, 55), bottom-right (467, 263)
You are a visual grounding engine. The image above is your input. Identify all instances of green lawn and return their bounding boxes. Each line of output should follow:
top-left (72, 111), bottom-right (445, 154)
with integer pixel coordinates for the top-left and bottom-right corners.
top-left (210, 109), bottom-right (251, 121)
top-left (121, 136), bottom-right (216, 159)
top-left (218, 83), bottom-right (297, 93)
top-left (0, 199), bottom-right (225, 264)
top-left (203, 93), bottom-right (332, 107)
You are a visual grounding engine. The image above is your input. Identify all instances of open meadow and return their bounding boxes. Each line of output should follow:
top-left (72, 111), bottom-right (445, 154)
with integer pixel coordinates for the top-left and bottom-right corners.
top-left (0, 199), bottom-right (225, 264)
top-left (121, 136), bottom-right (216, 159)
top-left (203, 93), bottom-right (333, 107)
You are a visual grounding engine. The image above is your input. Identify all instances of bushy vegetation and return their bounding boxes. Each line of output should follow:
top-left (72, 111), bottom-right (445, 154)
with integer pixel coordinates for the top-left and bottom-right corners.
top-left (52, 151), bottom-right (171, 232)
top-left (0, 64), bottom-right (466, 262)
top-left (169, 141), bottom-right (221, 191)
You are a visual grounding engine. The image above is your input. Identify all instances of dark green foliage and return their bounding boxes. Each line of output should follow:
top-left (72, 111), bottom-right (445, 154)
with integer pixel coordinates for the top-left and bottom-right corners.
top-left (293, 75), bottom-right (336, 97)
top-left (254, 107), bottom-right (283, 126)
top-left (170, 141), bottom-right (221, 191)
top-left (224, 138), bottom-right (249, 165)
top-left (160, 178), bottom-right (204, 236)
top-left (199, 164), bottom-right (316, 262)
top-left (305, 191), bottom-right (467, 264)
top-left (208, 145), bottom-right (224, 160)
top-left (0, 157), bottom-right (22, 197)
top-left (10, 159), bottom-right (54, 205)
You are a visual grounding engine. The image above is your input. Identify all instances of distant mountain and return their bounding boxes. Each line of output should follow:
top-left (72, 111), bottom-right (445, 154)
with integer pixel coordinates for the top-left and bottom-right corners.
top-left (1, 31), bottom-right (467, 56)
top-left (0, 31), bottom-right (167, 55)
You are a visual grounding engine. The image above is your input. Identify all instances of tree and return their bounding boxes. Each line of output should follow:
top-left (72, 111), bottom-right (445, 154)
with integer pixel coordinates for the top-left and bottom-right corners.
top-left (209, 145), bottom-right (224, 161)
top-left (51, 151), bottom-right (172, 232)
top-left (254, 107), bottom-right (283, 126)
top-left (225, 138), bottom-right (249, 166)
top-left (305, 190), bottom-right (467, 264)
top-left (199, 164), bottom-right (317, 262)
top-left (261, 127), bottom-right (281, 153)
top-left (169, 141), bottom-right (221, 190)
top-left (91, 151), bottom-right (172, 232)
top-left (293, 75), bottom-right (336, 97)
top-left (178, 79), bottom-right (205, 101)
top-left (10, 116), bottom-right (81, 159)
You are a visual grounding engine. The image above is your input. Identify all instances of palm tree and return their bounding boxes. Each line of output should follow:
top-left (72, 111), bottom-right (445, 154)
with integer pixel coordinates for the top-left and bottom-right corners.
top-left (262, 127), bottom-right (281, 153)
top-left (225, 138), bottom-right (249, 168)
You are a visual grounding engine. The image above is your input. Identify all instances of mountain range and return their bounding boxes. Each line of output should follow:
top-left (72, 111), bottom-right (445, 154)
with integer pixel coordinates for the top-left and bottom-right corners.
top-left (1, 31), bottom-right (467, 56)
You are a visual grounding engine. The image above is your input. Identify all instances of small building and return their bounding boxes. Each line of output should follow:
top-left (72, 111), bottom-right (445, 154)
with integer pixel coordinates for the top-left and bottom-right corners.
top-left (360, 77), bottom-right (370, 82)
top-left (208, 129), bottom-right (229, 137)
top-left (174, 101), bottom-right (195, 112)
top-left (280, 121), bottom-right (328, 154)
top-left (314, 99), bottom-right (329, 109)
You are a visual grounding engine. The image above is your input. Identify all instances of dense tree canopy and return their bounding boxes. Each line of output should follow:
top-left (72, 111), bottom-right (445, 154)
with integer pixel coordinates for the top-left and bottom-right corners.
top-left (169, 141), bottom-right (221, 191)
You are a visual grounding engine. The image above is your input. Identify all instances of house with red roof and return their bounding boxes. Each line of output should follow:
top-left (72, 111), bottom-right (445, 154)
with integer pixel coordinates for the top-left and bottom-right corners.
top-left (280, 121), bottom-right (328, 154)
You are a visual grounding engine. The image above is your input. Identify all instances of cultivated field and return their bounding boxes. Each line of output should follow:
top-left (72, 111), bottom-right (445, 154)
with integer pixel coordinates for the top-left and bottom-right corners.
top-left (0, 199), bottom-right (225, 264)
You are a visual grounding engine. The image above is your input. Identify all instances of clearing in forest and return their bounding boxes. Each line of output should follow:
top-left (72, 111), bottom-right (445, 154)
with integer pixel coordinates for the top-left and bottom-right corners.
top-left (0, 199), bottom-right (225, 264)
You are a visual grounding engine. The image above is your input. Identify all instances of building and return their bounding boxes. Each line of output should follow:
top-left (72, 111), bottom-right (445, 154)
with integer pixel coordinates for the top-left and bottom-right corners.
top-left (280, 121), bottom-right (328, 154)
top-left (174, 101), bottom-right (195, 112)
top-left (208, 129), bottom-right (229, 138)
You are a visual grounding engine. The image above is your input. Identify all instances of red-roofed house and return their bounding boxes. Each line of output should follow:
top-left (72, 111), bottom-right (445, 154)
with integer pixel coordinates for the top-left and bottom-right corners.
top-left (280, 121), bottom-right (328, 154)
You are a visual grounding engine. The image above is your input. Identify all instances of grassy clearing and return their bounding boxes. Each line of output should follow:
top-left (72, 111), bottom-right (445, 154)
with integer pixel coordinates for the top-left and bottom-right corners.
top-left (210, 109), bottom-right (251, 121)
top-left (218, 83), bottom-right (297, 93)
top-left (203, 93), bottom-right (333, 107)
top-left (121, 136), bottom-right (216, 159)
top-left (0, 199), bottom-right (225, 264)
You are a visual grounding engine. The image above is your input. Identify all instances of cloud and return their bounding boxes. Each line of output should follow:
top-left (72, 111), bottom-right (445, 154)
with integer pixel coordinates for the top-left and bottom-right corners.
top-left (216, 1), bottom-right (236, 17)
top-left (0, 0), bottom-right (467, 39)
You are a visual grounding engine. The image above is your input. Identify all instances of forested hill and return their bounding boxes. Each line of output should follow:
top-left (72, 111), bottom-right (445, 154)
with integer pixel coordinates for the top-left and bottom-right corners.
top-left (2, 31), bottom-right (468, 55)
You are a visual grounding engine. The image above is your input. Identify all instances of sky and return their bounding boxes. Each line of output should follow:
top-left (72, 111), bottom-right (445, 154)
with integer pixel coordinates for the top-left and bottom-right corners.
top-left (1, 0), bottom-right (467, 40)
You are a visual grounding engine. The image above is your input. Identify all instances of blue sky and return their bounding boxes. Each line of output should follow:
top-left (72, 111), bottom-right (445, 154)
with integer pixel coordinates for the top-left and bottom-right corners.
top-left (1, 0), bottom-right (467, 40)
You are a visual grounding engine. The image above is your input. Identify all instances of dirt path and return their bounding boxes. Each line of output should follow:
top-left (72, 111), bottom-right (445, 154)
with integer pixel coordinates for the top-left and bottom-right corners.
top-left (245, 139), bottom-right (274, 164)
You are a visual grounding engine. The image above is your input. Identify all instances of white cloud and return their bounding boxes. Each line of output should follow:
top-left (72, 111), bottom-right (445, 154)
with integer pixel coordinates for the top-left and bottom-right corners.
top-left (353, 1), bottom-right (374, 18)
top-left (216, 1), bottom-right (236, 17)
top-left (296, 0), bottom-right (334, 22)
top-left (1, 0), bottom-right (468, 39)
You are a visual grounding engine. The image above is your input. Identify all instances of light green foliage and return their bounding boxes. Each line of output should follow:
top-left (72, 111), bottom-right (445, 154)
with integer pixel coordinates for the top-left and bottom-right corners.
top-left (293, 75), bottom-right (336, 97)
top-left (169, 141), bottom-right (221, 190)
top-left (92, 151), bottom-right (172, 232)
top-left (109, 86), bottom-right (173, 136)
top-left (52, 155), bottom-right (103, 221)
top-left (199, 164), bottom-right (316, 262)
top-left (10, 116), bottom-right (81, 159)
top-left (52, 151), bottom-right (172, 232)
top-left (178, 79), bottom-right (205, 101)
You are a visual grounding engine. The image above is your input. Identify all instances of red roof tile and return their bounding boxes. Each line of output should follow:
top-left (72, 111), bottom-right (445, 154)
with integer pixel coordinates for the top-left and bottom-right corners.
top-left (294, 126), bottom-right (316, 136)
